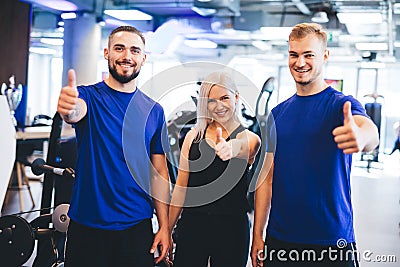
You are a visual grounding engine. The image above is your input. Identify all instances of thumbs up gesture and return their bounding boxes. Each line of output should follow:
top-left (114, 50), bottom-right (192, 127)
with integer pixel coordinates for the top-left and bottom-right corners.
top-left (215, 127), bottom-right (234, 161)
top-left (57, 69), bottom-right (79, 116)
top-left (332, 101), bottom-right (361, 154)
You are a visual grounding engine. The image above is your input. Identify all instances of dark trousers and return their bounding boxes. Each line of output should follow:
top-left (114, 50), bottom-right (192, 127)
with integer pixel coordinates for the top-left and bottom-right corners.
top-left (173, 212), bottom-right (250, 267)
top-left (65, 219), bottom-right (154, 267)
top-left (263, 236), bottom-right (359, 267)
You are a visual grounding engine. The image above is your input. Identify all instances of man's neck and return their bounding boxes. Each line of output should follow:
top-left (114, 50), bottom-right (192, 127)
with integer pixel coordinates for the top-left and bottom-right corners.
top-left (296, 80), bottom-right (329, 96)
top-left (104, 77), bottom-right (137, 93)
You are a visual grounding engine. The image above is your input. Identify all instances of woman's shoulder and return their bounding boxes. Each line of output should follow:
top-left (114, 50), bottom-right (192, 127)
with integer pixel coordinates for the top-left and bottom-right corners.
top-left (238, 128), bottom-right (261, 142)
top-left (184, 128), bottom-right (198, 143)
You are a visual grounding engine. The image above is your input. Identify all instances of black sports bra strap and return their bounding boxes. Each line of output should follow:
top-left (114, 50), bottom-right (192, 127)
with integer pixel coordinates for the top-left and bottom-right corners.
top-left (227, 124), bottom-right (246, 141)
top-left (203, 124), bottom-right (246, 141)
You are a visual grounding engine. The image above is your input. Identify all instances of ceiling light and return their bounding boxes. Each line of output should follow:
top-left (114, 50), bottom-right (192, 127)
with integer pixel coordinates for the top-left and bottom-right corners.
top-left (25, 0), bottom-right (77, 11)
top-left (104, 18), bottom-right (129, 27)
top-left (337, 12), bottom-right (382, 24)
top-left (104, 10), bottom-right (152, 21)
top-left (61, 12), bottom-right (76, 20)
top-left (252, 41), bottom-right (272, 51)
top-left (312, 11), bottom-right (329, 23)
top-left (29, 47), bottom-right (57, 55)
top-left (191, 6), bottom-right (217, 16)
top-left (184, 39), bottom-right (218, 49)
top-left (260, 27), bottom-right (292, 41)
top-left (40, 38), bottom-right (64, 46)
top-left (394, 3), bottom-right (400, 14)
top-left (355, 43), bottom-right (388, 51)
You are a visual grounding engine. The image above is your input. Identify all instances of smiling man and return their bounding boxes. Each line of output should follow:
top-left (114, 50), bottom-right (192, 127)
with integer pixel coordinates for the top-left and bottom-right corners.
top-left (251, 23), bottom-right (379, 267)
top-left (57, 26), bottom-right (171, 266)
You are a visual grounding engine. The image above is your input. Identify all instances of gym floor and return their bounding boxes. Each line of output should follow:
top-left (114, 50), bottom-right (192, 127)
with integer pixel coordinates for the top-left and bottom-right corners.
top-left (1, 153), bottom-right (400, 267)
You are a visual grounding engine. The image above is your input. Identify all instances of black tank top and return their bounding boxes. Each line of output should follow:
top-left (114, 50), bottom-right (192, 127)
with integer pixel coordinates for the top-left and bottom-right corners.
top-left (183, 125), bottom-right (251, 216)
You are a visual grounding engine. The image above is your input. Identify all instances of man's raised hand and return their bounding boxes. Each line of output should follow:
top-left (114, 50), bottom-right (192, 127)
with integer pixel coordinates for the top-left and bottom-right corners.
top-left (57, 69), bottom-right (79, 117)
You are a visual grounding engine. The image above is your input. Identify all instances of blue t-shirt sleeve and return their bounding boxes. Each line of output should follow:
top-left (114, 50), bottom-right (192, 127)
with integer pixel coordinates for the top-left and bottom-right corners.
top-left (150, 104), bottom-right (170, 154)
top-left (77, 85), bottom-right (88, 103)
top-left (342, 95), bottom-right (369, 118)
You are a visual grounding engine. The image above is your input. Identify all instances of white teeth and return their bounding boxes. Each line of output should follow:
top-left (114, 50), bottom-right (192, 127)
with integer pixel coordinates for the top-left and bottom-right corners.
top-left (296, 69), bottom-right (309, 73)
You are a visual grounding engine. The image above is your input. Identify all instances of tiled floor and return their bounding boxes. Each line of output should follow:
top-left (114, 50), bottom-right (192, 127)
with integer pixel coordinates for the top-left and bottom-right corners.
top-left (349, 153), bottom-right (400, 267)
top-left (1, 153), bottom-right (400, 267)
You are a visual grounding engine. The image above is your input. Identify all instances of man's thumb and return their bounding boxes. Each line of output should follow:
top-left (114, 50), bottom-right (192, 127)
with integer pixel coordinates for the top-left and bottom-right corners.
top-left (343, 101), bottom-right (353, 124)
top-left (68, 69), bottom-right (77, 89)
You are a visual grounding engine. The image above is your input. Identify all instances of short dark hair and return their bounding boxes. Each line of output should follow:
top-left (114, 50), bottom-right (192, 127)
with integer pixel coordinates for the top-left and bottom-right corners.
top-left (289, 23), bottom-right (327, 50)
top-left (108, 26), bottom-right (145, 47)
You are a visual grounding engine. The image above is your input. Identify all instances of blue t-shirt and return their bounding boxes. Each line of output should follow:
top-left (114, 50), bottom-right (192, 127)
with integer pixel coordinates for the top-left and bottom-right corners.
top-left (68, 81), bottom-right (169, 230)
top-left (266, 86), bottom-right (367, 245)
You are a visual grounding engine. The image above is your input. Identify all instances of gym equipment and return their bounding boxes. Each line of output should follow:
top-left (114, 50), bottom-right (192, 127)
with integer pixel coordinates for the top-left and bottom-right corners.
top-left (360, 93), bottom-right (383, 171)
top-left (0, 215), bottom-right (34, 266)
top-left (31, 158), bottom-right (75, 179)
top-left (52, 204), bottom-right (70, 233)
top-left (0, 203), bottom-right (70, 266)
top-left (166, 110), bottom-right (197, 183)
top-left (34, 113), bottom-right (76, 267)
top-left (243, 77), bottom-right (275, 210)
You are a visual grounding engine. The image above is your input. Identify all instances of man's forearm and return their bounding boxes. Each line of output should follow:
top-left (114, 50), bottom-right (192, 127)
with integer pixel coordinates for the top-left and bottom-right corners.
top-left (62, 99), bottom-right (87, 124)
top-left (154, 199), bottom-right (169, 230)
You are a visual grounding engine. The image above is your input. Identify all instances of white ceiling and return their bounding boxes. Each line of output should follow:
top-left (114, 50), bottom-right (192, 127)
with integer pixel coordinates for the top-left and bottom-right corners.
top-left (24, 0), bottom-right (400, 62)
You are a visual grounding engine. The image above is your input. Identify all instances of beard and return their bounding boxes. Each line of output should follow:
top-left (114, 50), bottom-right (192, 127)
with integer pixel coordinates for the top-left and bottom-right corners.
top-left (108, 60), bottom-right (140, 84)
top-left (293, 68), bottom-right (321, 86)
top-left (296, 79), bottom-right (312, 85)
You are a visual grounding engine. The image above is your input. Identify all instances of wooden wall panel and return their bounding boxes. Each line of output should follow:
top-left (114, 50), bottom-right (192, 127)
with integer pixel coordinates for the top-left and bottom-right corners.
top-left (0, 0), bottom-right (31, 86)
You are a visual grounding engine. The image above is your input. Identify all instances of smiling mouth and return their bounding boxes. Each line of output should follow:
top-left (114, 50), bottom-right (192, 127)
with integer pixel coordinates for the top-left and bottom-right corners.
top-left (295, 68), bottom-right (310, 73)
top-left (214, 110), bottom-right (228, 116)
top-left (117, 61), bottom-right (134, 69)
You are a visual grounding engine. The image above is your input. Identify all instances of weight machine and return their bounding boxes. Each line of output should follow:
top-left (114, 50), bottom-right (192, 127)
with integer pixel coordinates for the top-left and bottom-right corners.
top-left (0, 113), bottom-right (75, 267)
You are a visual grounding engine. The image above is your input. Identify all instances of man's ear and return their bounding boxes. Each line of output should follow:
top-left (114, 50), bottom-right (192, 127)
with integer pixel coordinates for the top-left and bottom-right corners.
top-left (141, 54), bottom-right (147, 66)
top-left (104, 48), bottom-right (109, 60)
top-left (324, 49), bottom-right (330, 62)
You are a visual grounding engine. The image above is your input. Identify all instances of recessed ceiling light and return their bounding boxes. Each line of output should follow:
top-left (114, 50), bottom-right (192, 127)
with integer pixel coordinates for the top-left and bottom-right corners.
top-left (337, 12), bottom-right (382, 24)
top-left (40, 38), bottom-right (64, 46)
top-left (191, 6), bottom-right (216, 16)
top-left (29, 47), bottom-right (57, 55)
top-left (252, 41), bottom-right (272, 51)
top-left (61, 12), bottom-right (76, 20)
top-left (260, 27), bottom-right (292, 40)
top-left (355, 42), bottom-right (388, 51)
top-left (28, 0), bottom-right (77, 11)
top-left (184, 39), bottom-right (218, 49)
top-left (104, 10), bottom-right (152, 21)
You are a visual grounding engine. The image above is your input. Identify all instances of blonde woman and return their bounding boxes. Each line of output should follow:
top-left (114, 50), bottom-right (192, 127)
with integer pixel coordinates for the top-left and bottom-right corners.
top-left (168, 71), bottom-right (261, 267)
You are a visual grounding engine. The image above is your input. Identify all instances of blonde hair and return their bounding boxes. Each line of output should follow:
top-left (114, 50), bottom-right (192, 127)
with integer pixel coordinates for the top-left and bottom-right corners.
top-left (193, 71), bottom-right (242, 143)
top-left (289, 23), bottom-right (327, 50)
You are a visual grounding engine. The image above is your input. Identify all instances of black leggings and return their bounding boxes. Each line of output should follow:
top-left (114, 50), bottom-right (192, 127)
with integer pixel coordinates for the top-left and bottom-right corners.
top-left (263, 236), bottom-right (359, 267)
top-left (173, 212), bottom-right (250, 267)
top-left (65, 219), bottom-right (154, 267)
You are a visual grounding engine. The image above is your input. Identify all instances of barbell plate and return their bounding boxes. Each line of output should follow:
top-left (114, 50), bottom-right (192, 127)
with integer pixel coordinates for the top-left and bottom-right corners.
top-left (52, 204), bottom-right (70, 233)
top-left (0, 215), bottom-right (35, 266)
